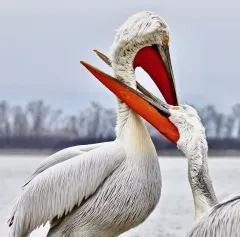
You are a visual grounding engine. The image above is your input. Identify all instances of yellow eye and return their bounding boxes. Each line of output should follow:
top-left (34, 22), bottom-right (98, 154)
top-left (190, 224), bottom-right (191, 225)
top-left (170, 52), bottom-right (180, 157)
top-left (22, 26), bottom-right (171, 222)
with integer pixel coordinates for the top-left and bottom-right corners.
top-left (162, 36), bottom-right (169, 45)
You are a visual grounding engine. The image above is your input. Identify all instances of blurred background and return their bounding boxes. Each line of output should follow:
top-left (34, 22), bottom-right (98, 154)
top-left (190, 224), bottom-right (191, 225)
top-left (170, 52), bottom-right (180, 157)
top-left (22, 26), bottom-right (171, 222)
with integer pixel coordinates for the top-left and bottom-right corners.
top-left (1, 0), bottom-right (240, 154)
top-left (1, 1), bottom-right (240, 236)
top-left (0, 0), bottom-right (240, 154)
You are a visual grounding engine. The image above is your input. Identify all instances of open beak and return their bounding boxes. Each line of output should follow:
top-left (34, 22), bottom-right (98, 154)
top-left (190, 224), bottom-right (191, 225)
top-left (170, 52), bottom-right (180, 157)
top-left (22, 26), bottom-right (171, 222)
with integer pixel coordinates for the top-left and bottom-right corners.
top-left (80, 61), bottom-right (180, 144)
top-left (133, 44), bottom-right (178, 106)
top-left (93, 46), bottom-right (178, 106)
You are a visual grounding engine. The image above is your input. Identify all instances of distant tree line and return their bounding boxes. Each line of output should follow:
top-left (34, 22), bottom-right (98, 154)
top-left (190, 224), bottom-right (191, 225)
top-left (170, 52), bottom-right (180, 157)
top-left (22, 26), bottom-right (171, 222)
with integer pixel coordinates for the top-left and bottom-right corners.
top-left (0, 100), bottom-right (239, 150)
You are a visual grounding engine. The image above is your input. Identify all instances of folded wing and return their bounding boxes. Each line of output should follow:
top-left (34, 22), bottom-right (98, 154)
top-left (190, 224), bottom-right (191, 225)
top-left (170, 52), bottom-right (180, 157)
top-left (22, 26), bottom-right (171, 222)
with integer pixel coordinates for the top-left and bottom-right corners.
top-left (23, 142), bottom-right (112, 187)
top-left (8, 141), bottom-right (124, 237)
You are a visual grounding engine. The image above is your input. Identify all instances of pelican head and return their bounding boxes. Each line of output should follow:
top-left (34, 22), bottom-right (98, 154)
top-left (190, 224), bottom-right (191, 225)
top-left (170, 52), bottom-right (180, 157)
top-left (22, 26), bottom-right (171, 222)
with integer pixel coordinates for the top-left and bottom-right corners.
top-left (110, 11), bottom-right (177, 106)
top-left (169, 105), bottom-right (208, 155)
top-left (81, 11), bottom-right (180, 143)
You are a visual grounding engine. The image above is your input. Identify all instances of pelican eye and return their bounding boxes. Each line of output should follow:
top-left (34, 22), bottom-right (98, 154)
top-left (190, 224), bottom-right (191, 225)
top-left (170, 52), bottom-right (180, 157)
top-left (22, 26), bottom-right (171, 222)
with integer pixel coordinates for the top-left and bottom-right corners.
top-left (162, 36), bottom-right (169, 45)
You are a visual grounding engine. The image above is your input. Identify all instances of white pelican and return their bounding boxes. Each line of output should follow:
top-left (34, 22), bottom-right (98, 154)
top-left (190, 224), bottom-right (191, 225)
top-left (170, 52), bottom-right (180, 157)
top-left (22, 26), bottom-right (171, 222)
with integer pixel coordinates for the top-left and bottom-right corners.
top-left (166, 105), bottom-right (240, 237)
top-left (8, 11), bottom-right (180, 237)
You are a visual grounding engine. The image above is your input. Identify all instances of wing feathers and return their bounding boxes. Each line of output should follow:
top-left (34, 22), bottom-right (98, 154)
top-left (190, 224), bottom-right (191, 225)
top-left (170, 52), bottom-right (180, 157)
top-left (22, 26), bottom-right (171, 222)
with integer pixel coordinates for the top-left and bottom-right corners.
top-left (8, 142), bottom-right (124, 237)
top-left (23, 142), bottom-right (111, 187)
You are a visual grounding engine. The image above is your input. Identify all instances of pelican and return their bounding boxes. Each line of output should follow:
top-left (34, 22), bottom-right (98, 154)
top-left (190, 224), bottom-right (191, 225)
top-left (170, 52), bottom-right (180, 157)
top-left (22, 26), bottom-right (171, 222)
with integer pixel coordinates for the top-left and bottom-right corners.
top-left (169, 105), bottom-right (240, 237)
top-left (7, 11), bottom-right (180, 237)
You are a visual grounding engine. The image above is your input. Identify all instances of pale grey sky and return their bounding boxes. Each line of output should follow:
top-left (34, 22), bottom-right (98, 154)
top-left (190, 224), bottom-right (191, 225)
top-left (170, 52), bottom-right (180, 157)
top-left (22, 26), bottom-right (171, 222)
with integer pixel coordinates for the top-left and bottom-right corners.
top-left (1, 0), bottom-right (240, 114)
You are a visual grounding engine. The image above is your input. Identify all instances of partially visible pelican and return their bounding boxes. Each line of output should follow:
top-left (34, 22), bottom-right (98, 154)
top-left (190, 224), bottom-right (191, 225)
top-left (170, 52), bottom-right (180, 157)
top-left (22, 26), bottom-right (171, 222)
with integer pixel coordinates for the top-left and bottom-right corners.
top-left (8, 11), bottom-right (180, 237)
top-left (167, 105), bottom-right (240, 237)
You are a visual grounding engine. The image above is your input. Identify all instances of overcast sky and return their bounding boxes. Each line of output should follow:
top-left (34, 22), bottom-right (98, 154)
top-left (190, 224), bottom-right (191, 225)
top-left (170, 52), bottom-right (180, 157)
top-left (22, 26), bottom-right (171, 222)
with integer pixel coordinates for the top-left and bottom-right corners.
top-left (1, 0), bottom-right (240, 114)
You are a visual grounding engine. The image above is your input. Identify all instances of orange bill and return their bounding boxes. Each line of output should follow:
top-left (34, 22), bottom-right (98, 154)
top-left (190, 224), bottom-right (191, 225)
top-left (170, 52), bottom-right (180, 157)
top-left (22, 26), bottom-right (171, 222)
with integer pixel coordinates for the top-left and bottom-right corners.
top-left (80, 61), bottom-right (180, 144)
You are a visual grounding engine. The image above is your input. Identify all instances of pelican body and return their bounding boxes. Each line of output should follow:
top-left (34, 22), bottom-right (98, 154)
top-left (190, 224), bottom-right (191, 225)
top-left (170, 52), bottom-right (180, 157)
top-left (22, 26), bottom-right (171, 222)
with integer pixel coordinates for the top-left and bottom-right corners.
top-left (8, 12), bottom-right (179, 237)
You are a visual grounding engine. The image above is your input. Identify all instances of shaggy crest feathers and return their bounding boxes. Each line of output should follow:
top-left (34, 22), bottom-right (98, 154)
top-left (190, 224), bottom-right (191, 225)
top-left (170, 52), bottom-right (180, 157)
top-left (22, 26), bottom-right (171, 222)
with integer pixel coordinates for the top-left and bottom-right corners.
top-left (113, 11), bottom-right (169, 48)
top-left (169, 105), bottom-right (207, 157)
top-left (109, 11), bottom-right (170, 88)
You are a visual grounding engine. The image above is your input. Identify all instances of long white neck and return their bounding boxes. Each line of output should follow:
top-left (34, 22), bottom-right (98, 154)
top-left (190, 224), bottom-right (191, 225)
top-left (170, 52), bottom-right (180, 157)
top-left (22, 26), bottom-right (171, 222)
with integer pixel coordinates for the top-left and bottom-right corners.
top-left (114, 62), bottom-right (137, 138)
top-left (186, 138), bottom-right (218, 220)
top-left (111, 58), bottom-right (156, 158)
top-left (116, 101), bottom-right (156, 157)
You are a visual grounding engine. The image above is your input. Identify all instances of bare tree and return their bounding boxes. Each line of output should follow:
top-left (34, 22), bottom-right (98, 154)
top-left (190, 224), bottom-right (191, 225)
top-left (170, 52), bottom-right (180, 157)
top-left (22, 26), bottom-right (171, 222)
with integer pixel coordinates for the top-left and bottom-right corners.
top-left (12, 105), bottom-right (29, 137)
top-left (100, 108), bottom-right (116, 138)
top-left (233, 103), bottom-right (240, 138)
top-left (26, 100), bottom-right (51, 136)
top-left (45, 109), bottom-right (62, 135)
top-left (85, 102), bottom-right (103, 138)
top-left (0, 100), bottom-right (11, 137)
top-left (225, 115), bottom-right (235, 138)
top-left (198, 105), bottom-right (217, 137)
top-left (64, 115), bottom-right (79, 138)
top-left (76, 112), bottom-right (87, 138)
top-left (214, 113), bottom-right (225, 138)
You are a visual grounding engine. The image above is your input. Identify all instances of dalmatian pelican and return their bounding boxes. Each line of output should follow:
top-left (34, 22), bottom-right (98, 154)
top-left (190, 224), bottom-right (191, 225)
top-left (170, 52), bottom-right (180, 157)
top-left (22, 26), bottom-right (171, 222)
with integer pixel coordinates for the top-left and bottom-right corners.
top-left (7, 11), bottom-right (180, 237)
top-left (169, 106), bottom-right (240, 237)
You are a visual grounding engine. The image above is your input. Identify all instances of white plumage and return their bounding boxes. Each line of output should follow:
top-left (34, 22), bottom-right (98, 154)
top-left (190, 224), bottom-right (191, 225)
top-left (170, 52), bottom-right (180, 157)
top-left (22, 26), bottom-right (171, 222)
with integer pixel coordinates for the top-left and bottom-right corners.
top-left (10, 143), bottom-right (123, 232)
top-left (7, 11), bottom-right (170, 237)
top-left (23, 142), bottom-right (111, 187)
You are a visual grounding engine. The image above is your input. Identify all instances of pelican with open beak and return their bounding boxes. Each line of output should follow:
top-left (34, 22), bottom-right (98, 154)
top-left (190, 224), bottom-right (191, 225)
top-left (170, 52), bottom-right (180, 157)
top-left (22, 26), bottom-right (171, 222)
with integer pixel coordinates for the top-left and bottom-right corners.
top-left (81, 15), bottom-right (180, 143)
top-left (8, 11), bottom-right (179, 237)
